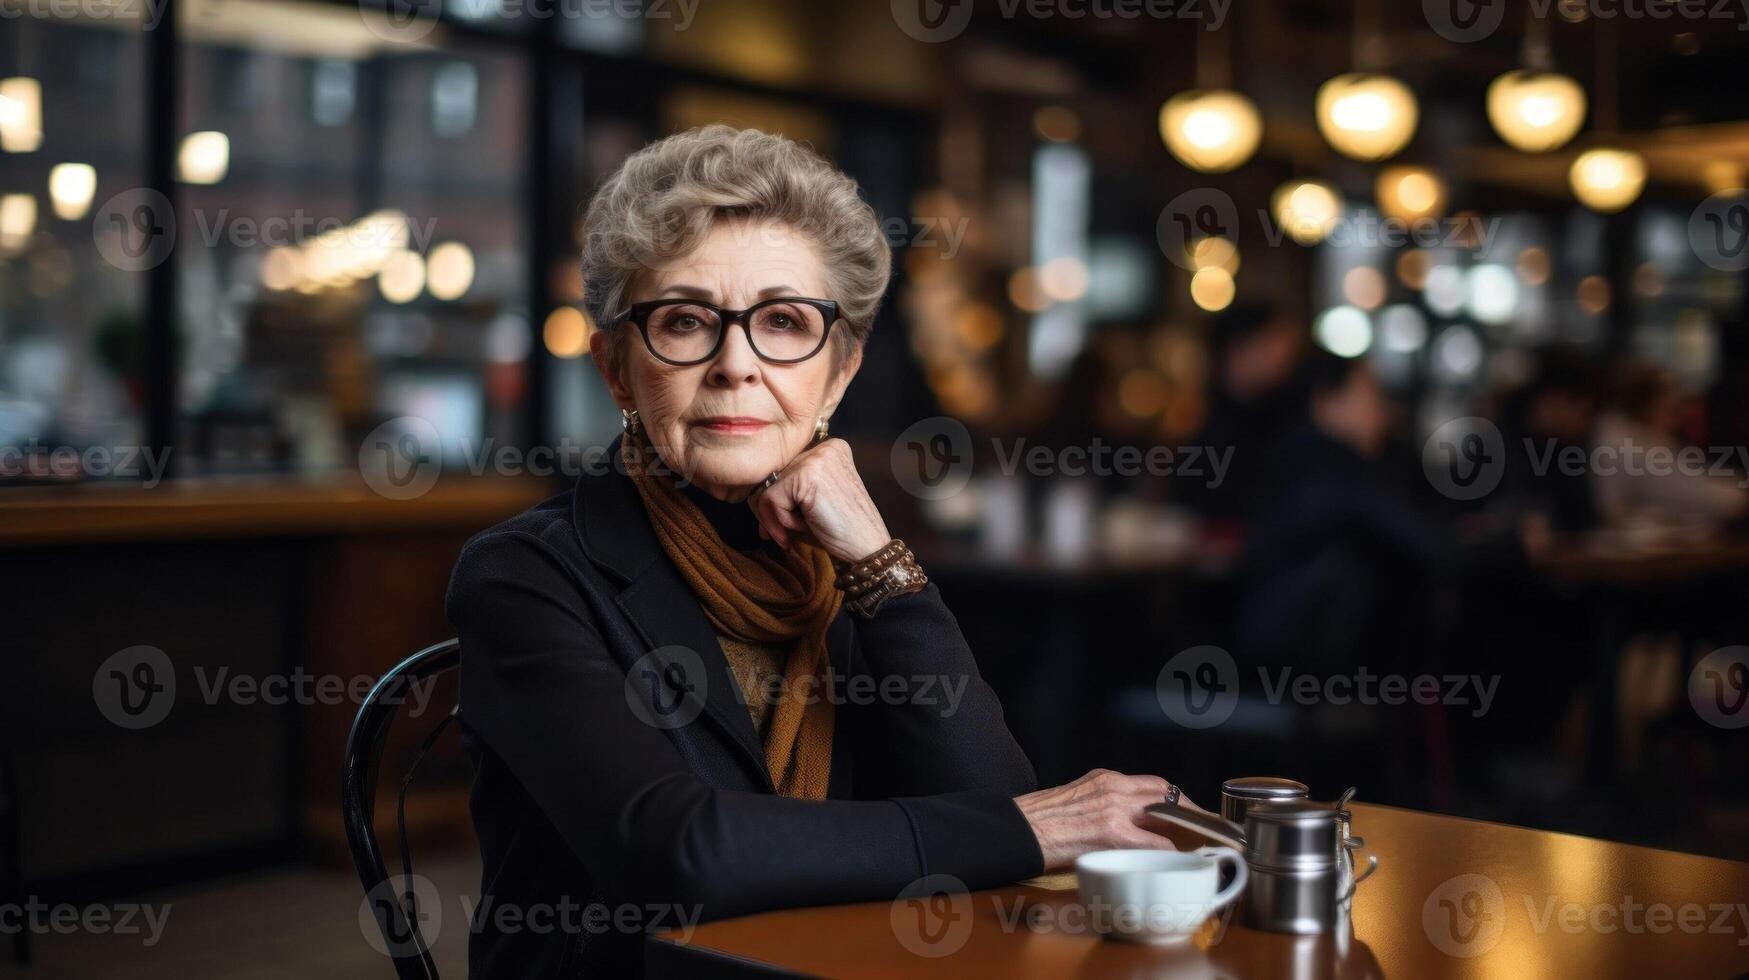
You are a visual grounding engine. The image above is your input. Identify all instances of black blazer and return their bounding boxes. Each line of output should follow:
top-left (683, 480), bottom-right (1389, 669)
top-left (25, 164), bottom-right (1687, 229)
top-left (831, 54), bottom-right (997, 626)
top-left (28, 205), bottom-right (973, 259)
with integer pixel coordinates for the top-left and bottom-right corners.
top-left (445, 435), bottom-right (1044, 976)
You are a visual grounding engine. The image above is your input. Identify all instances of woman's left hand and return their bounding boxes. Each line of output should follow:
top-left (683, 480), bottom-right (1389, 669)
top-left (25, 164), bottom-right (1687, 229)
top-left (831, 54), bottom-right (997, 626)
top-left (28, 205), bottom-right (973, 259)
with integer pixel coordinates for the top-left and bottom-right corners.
top-left (748, 438), bottom-right (892, 564)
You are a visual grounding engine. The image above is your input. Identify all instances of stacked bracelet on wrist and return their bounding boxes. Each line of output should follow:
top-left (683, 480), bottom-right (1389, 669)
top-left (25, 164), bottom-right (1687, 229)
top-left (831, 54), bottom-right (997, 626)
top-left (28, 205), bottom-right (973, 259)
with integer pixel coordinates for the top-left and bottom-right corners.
top-left (834, 539), bottom-right (928, 619)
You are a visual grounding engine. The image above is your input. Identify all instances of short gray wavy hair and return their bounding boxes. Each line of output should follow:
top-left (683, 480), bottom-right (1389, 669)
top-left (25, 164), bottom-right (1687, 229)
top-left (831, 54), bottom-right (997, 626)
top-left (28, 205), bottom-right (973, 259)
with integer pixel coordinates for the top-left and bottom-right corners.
top-left (580, 125), bottom-right (892, 368)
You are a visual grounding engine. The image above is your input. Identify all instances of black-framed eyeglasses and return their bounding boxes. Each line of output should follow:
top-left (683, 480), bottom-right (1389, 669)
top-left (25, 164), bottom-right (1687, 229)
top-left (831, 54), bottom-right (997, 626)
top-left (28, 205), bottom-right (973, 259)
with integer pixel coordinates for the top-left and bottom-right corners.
top-left (605, 297), bottom-right (841, 366)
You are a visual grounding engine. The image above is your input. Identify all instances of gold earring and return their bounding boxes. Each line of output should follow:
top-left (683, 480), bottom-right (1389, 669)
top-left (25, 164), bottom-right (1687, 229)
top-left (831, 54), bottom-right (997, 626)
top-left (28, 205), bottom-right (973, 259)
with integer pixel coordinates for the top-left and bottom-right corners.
top-left (621, 408), bottom-right (641, 435)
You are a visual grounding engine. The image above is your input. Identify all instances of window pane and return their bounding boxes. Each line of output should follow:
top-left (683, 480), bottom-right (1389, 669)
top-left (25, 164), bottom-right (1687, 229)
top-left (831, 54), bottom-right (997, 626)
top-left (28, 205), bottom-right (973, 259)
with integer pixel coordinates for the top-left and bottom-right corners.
top-left (0, 15), bottom-right (146, 485)
top-left (176, 0), bottom-right (529, 477)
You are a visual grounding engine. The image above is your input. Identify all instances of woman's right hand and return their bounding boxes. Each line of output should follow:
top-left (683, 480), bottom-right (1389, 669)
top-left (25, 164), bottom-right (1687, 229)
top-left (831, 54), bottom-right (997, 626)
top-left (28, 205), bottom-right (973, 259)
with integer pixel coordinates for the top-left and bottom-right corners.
top-left (1015, 769), bottom-right (1197, 871)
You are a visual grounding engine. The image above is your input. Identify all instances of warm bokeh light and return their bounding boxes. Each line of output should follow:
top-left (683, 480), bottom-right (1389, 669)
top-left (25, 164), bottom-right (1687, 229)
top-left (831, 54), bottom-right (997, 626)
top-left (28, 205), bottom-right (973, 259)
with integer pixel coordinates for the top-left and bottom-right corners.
top-left (543, 306), bottom-right (592, 358)
top-left (1271, 179), bottom-right (1342, 245)
top-left (1314, 305), bottom-right (1372, 357)
top-left (47, 163), bottom-right (96, 220)
top-left (1039, 256), bottom-right (1089, 302)
top-left (1569, 148), bottom-right (1646, 212)
top-left (0, 193), bottom-right (36, 253)
top-left (260, 246), bottom-right (303, 291)
top-left (1516, 246), bottom-right (1552, 285)
top-left (378, 249), bottom-right (425, 304)
top-left (1342, 266), bottom-right (1387, 310)
top-left (1486, 70), bottom-right (1586, 152)
top-left (1315, 73), bottom-right (1418, 161)
top-left (953, 302), bottom-right (1005, 351)
top-left (1702, 161), bottom-right (1746, 195)
top-left (1189, 236), bottom-right (1240, 275)
top-left (1577, 274), bottom-right (1612, 313)
top-left (1033, 105), bottom-right (1081, 143)
top-left (1396, 249), bottom-right (1432, 290)
top-left (1007, 267), bottom-right (1050, 313)
top-left (177, 131), bottom-right (231, 185)
top-left (0, 77), bottom-right (43, 153)
top-left (426, 242), bottom-right (476, 301)
top-left (1159, 89), bottom-right (1263, 173)
top-left (1633, 262), bottom-right (1665, 298)
top-left (1189, 266), bottom-right (1236, 311)
top-left (1375, 165), bottom-right (1447, 222)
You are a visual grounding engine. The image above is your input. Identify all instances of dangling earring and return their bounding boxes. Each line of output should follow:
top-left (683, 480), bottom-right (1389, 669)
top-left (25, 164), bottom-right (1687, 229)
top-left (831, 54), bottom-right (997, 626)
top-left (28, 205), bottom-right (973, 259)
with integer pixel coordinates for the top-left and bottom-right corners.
top-left (814, 416), bottom-right (830, 441)
top-left (621, 408), bottom-right (641, 435)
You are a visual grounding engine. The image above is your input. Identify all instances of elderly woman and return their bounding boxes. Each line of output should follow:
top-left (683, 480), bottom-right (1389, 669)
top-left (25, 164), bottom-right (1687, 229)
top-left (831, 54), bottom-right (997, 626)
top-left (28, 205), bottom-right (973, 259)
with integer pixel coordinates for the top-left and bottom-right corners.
top-left (448, 125), bottom-right (1184, 976)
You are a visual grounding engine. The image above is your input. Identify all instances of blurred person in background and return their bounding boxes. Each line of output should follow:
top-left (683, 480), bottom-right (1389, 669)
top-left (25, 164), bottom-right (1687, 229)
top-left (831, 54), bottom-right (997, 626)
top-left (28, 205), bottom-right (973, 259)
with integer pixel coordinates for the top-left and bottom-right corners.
top-left (1592, 361), bottom-right (1748, 529)
top-left (446, 126), bottom-right (1197, 976)
top-left (1495, 346), bottom-right (1603, 537)
top-left (1236, 352), bottom-right (1523, 674)
top-left (1175, 302), bottom-right (1308, 526)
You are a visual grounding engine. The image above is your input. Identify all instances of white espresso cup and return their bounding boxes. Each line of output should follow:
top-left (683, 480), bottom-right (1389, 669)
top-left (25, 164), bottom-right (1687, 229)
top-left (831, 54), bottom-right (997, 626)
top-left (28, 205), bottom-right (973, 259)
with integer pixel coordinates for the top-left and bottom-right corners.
top-left (1074, 847), bottom-right (1249, 944)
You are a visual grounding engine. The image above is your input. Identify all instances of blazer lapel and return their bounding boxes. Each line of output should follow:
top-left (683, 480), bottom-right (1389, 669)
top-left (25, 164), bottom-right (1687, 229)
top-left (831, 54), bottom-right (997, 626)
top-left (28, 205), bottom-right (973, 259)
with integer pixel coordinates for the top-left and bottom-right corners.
top-left (574, 438), bottom-right (774, 790)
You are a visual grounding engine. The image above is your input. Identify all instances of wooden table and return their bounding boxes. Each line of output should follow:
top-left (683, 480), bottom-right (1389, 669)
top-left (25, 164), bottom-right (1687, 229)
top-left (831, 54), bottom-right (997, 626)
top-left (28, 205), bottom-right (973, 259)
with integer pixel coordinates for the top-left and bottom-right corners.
top-left (648, 803), bottom-right (1749, 978)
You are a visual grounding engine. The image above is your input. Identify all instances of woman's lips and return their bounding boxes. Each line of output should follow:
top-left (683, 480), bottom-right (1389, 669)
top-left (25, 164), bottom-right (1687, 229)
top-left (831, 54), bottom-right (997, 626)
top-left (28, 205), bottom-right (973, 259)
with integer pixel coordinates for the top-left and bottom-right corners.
top-left (693, 417), bottom-right (771, 434)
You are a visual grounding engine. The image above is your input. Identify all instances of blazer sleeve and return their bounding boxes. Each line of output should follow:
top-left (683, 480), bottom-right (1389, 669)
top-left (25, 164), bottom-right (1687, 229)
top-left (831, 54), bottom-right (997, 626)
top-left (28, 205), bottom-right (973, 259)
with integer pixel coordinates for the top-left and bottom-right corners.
top-left (447, 531), bottom-right (1043, 921)
top-left (838, 584), bottom-right (1039, 799)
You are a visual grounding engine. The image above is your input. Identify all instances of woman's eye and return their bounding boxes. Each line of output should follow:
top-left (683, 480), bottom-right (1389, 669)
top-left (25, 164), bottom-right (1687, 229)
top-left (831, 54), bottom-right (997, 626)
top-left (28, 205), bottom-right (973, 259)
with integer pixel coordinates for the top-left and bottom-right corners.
top-left (767, 314), bottom-right (794, 330)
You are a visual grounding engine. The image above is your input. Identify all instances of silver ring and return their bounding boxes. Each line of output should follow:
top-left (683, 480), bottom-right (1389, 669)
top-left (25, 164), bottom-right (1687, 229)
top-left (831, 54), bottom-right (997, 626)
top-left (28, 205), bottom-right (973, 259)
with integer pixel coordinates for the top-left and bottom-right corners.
top-left (757, 471), bottom-right (781, 492)
top-left (1164, 783), bottom-right (1181, 807)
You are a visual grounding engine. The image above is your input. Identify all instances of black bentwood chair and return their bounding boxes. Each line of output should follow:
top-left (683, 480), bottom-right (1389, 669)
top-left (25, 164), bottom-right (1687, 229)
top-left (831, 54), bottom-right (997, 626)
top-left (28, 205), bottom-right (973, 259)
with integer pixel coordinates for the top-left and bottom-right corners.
top-left (341, 639), bottom-right (462, 980)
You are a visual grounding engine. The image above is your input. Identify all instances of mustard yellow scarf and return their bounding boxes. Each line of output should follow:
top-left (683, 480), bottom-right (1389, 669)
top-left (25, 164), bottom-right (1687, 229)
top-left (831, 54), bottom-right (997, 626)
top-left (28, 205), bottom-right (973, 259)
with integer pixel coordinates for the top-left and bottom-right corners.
top-left (621, 433), bottom-right (841, 800)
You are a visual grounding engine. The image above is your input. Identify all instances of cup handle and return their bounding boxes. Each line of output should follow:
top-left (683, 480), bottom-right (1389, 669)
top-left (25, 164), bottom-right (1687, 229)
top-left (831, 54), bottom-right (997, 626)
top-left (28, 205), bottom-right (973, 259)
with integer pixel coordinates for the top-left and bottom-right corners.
top-left (1196, 846), bottom-right (1249, 910)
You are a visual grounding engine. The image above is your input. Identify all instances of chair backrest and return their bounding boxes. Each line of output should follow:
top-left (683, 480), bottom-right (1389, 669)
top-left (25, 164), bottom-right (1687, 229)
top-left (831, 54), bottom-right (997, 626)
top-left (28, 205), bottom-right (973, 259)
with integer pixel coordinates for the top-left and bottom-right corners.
top-left (342, 638), bottom-right (461, 980)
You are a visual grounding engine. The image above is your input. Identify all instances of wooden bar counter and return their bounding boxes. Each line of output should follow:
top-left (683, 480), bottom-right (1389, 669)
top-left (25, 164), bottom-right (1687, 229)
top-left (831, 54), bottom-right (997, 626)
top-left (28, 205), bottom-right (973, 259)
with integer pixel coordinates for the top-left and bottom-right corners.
top-left (648, 803), bottom-right (1749, 979)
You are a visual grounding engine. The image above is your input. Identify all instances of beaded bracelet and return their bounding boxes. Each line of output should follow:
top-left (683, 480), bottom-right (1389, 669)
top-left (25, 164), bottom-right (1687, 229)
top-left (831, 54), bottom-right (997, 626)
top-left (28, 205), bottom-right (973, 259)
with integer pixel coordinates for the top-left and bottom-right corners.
top-left (835, 539), bottom-right (929, 618)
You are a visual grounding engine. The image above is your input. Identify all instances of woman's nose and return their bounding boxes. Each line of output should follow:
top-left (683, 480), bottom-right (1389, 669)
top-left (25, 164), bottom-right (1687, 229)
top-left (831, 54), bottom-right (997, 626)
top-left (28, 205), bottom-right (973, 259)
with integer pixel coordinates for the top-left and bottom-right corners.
top-left (705, 320), bottom-right (762, 387)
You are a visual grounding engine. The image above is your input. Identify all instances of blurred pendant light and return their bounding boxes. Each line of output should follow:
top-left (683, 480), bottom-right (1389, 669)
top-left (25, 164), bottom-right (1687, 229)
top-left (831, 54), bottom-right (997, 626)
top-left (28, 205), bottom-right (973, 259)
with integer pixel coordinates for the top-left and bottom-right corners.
top-left (1570, 149), bottom-right (1645, 213)
top-left (177, 131), bottom-right (230, 185)
top-left (1159, 20), bottom-right (1260, 173)
top-left (1488, 72), bottom-right (1586, 152)
top-left (1487, 17), bottom-right (1586, 152)
top-left (1568, 18), bottom-right (1644, 212)
top-left (1375, 164), bottom-right (1447, 222)
top-left (1316, 0), bottom-right (1417, 161)
top-left (48, 163), bottom-right (96, 220)
top-left (0, 194), bottom-right (36, 253)
top-left (0, 77), bottom-right (43, 153)
top-left (1271, 179), bottom-right (1343, 245)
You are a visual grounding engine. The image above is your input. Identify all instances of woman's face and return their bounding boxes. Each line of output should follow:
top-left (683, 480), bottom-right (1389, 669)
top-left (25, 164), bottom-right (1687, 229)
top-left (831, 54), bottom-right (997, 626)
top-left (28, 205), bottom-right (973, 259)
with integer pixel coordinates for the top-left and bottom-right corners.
top-left (592, 217), bottom-right (860, 501)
